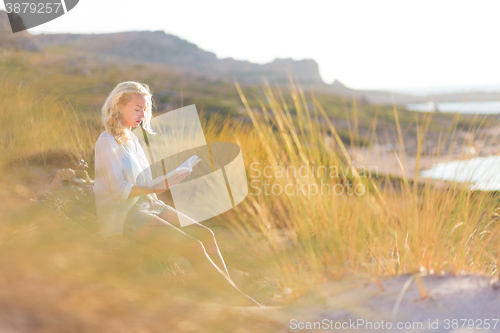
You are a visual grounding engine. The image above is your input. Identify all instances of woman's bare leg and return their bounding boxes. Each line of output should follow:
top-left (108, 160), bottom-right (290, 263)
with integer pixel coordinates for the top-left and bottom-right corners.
top-left (158, 209), bottom-right (230, 277)
top-left (134, 216), bottom-right (260, 306)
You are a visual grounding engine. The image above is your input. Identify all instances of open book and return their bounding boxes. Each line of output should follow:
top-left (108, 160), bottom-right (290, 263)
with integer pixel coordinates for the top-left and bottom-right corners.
top-left (149, 155), bottom-right (201, 188)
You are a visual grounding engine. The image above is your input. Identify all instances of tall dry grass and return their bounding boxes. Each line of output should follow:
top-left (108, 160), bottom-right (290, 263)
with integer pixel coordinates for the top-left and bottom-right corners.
top-left (0, 72), bottom-right (101, 168)
top-left (210, 77), bottom-right (500, 301)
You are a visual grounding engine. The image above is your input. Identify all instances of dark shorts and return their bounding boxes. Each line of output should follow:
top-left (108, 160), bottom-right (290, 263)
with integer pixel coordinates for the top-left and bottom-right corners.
top-left (123, 195), bottom-right (174, 239)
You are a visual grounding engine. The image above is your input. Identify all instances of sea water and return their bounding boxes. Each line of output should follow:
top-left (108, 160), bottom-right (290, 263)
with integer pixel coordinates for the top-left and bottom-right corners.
top-left (407, 101), bottom-right (500, 114)
top-left (420, 156), bottom-right (500, 191)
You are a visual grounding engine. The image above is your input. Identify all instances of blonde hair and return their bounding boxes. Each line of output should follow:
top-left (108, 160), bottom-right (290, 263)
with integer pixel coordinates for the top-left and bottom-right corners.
top-left (101, 81), bottom-right (156, 145)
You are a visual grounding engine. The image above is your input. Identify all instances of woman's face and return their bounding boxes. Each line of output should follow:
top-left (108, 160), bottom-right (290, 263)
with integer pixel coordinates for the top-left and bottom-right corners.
top-left (120, 94), bottom-right (148, 129)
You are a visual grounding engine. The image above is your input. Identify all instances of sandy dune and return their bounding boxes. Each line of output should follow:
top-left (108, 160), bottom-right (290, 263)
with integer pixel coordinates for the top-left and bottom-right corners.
top-left (231, 274), bottom-right (500, 332)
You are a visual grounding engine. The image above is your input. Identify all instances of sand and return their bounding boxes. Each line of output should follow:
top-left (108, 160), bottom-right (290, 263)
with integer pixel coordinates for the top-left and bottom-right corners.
top-left (233, 273), bottom-right (500, 332)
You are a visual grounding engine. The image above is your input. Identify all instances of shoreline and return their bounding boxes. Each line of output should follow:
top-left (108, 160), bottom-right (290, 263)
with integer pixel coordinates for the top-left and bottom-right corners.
top-left (347, 125), bottom-right (500, 189)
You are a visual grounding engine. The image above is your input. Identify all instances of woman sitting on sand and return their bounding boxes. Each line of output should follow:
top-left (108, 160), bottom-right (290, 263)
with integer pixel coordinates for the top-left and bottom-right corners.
top-left (94, 81), bottom-right (260, 307)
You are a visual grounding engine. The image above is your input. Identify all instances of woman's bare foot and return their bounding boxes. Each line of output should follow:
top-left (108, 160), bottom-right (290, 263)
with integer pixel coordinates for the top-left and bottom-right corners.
top-left (239, 296), bottom-right (262, 307)
top-left (226, 293), bottom-right (262, 307)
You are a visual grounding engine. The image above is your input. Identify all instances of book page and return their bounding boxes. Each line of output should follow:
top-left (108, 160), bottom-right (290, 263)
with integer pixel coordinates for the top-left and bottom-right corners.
top-left (149, 155), bottom-right (200, 188)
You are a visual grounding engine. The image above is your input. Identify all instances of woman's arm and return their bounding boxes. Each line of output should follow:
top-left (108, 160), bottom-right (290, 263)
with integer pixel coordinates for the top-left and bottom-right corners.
top-left (127, 172), bottom-right (190, 199)
top-left (96, 136), bottom-right (190, 200)
top-left (128, 185), bottom-right (158, 198)
top-left (95, 137), bottom-right (135, 201)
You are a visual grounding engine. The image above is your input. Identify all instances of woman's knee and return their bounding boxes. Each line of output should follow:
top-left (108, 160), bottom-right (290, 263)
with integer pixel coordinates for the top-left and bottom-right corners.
top-left (183, 224), bottom-right (216, 243)
top-left (142, 230), bottom-right (206, 260)
top-left (156, 209), bottom-right (217, 244)
top-left (178, 237), bottom-right (208, 258)
top-left (134, 217), bottom-right (196, 246)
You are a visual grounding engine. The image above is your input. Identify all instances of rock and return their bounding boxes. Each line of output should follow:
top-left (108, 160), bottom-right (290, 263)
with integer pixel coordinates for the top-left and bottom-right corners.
top-left (75, 170), bottom-right (94, 184)
top-left (70, 185), bottom-right (84, 198)
top-left (53, 169), bottom-right (75, 183)
top-left (25, 198), bottom-right (45, 206)
top-left (72, 178), bottom-right (86, 186)
top-left (28, 159), bottom-right (97, 235)
top-left (75, 159), bottom-right (88, 170)
top-left (490, 277), bottom-right (500, 290)
top-left (45, 180), bottom-right (63, 192)
top-left (34, 189), bottom-right (53, 201)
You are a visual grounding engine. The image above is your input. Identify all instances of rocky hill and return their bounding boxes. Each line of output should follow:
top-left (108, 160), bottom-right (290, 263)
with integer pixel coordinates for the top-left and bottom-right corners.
top-left (32, 29), bottom-right (431, 104)
top-left (0, 10), bottom-right (40, 52)
top-left (34, 30), bottom-right (325, 85)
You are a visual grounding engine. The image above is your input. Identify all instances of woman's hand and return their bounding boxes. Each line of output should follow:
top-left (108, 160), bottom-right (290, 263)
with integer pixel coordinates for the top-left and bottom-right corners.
top-left (153, 172), bottom-right (191, 193)
top-left (165, 172), bottom-right (191, 189)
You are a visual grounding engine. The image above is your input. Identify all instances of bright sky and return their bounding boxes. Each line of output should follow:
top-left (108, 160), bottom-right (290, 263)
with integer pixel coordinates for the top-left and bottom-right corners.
top-left (3, 0), bottom-right (500, 91)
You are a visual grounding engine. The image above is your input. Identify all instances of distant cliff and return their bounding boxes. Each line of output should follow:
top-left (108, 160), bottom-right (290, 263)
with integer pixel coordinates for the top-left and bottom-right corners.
top-left (32, 30), bottom-right (429, 104)
top-left (0, 10), bottom-right (40, 52)
top-left (34, 30), bottom-right (325, 85)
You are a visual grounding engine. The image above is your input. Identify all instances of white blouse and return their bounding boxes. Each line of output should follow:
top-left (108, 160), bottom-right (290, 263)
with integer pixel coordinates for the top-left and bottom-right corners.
top-left (94, 129), bottom-right (162, 239)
